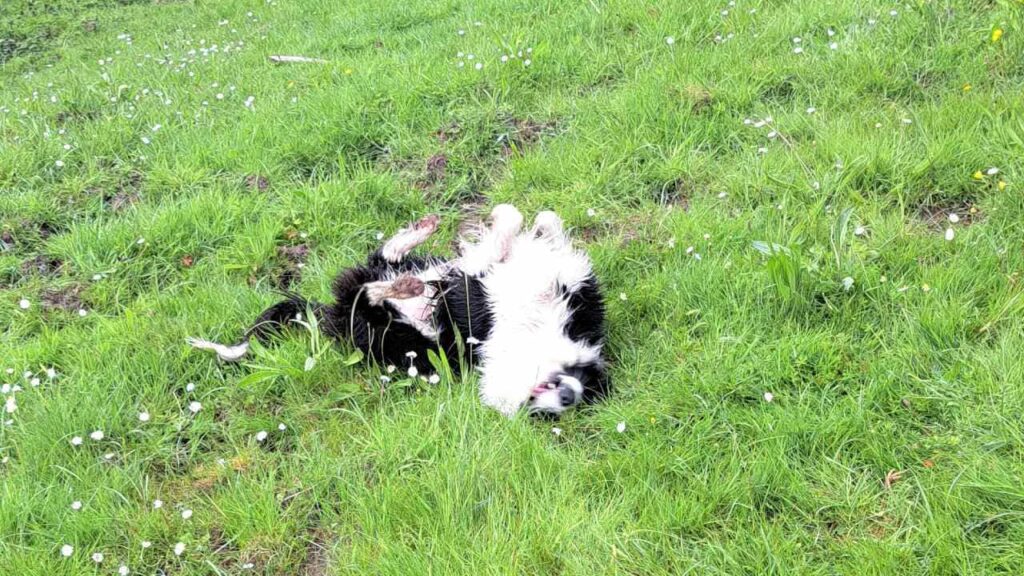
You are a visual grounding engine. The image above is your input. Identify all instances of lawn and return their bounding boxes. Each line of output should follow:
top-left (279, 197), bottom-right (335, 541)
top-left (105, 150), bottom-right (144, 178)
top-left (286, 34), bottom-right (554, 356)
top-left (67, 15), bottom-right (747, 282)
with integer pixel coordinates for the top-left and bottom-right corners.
top-left (1, 0), bottom-right (1023, 574)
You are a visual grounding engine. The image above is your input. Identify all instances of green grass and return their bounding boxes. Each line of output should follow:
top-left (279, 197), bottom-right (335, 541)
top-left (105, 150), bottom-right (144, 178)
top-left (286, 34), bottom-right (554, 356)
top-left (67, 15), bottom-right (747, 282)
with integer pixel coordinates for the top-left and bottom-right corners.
top-left (2, 0), bottom-right (1023, 573)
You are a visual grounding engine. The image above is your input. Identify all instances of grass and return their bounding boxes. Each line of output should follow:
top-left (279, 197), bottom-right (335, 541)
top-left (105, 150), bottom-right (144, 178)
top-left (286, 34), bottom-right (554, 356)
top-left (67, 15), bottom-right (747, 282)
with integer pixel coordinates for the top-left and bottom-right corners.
top-left (1, 0), bottom-right (1023, 573)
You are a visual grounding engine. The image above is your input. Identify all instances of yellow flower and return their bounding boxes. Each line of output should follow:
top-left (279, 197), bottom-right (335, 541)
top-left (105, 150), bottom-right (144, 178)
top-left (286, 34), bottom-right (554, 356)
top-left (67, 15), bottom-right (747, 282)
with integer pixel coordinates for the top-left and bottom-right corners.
top-left (991, 28), bottom-right (1003, 42)
top-left (344, 68), bottom-right (353, 75)
top-left (998, 180), bottom-right (1007, 191)
top-left (973, 170), bottom-right (984, 180)
top-left (962, 83), bottom-right (972, 92)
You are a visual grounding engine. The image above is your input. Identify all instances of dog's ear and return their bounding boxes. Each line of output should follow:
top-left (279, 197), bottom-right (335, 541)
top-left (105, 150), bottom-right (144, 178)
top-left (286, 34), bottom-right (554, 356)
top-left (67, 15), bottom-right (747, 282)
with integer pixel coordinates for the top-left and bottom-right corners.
top-left (580, 361), bottom-right (611, 403)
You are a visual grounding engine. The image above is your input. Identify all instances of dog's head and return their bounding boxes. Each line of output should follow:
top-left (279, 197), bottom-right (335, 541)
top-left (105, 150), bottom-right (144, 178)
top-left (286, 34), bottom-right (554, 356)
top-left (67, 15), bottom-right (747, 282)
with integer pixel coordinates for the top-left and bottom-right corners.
top-left (527, 360), bottom-right (609, 417)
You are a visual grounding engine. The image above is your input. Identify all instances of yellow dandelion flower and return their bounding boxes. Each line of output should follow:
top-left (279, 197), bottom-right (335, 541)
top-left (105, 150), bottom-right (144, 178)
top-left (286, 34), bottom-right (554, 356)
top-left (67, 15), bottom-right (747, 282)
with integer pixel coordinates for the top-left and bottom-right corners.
top-left (973, 170), bottom-right (984, 180)
top-left (962, 83), bottom-right (972, 92)
top-left (344, 68), bottom-right (353, 75)
top-left (991, 28), bottom-right (1003, 43)
top-left (649, 416), bottom-right (656, 424)
top-left (998, 180), bottom-right (1007, 191)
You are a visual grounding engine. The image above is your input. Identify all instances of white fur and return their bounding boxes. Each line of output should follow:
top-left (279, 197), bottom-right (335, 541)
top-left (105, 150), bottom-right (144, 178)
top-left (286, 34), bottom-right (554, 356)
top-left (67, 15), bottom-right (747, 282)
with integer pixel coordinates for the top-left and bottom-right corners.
top-left (464, 209), bottom-right (602, 416)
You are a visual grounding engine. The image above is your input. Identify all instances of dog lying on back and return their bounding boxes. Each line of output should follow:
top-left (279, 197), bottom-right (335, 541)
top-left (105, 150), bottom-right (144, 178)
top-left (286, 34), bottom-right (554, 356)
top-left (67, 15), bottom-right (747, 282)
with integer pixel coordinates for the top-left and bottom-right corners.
top-left (189, 205), bottom-right (609, 416)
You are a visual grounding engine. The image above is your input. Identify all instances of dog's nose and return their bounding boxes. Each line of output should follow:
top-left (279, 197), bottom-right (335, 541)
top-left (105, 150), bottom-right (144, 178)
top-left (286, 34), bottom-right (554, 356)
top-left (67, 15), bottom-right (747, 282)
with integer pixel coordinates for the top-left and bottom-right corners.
top-left (558, 386), bottom-right (576, 406)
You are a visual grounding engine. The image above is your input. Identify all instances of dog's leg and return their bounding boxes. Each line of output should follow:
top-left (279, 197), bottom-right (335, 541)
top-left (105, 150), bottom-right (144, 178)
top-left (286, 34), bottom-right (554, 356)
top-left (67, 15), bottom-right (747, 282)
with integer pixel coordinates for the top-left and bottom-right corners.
top-left (530, 210), bottom-right (567, 247)
top-left (457, 204), bottom-right (523, 275)
top-left (381, 214), bottom-right (440, 263)
top-left (364, 275), bottom-right (425, 306)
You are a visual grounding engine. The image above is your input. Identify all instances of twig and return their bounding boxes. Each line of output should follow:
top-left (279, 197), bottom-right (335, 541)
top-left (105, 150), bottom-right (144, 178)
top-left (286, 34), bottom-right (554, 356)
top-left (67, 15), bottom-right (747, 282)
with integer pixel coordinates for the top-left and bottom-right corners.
top-left (269, 55), bottom-right (329, 64)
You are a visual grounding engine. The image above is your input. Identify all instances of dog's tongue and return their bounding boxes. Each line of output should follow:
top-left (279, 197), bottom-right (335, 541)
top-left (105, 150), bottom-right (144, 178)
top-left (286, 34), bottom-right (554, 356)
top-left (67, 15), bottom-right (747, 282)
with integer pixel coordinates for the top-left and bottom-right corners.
top-left (531, 383), bottom-right (555, 396)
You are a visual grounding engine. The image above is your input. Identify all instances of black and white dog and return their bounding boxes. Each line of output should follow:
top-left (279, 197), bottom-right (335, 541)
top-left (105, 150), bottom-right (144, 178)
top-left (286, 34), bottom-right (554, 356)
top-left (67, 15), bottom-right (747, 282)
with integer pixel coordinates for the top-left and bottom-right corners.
top-left (189, 205), bottom-right (609, 416)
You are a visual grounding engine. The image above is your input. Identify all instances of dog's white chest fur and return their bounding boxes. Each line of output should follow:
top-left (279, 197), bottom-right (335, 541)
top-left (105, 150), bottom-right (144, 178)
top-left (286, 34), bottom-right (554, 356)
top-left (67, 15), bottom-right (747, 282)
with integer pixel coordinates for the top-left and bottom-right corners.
top-left (475, 232), bottom-right (601, 415)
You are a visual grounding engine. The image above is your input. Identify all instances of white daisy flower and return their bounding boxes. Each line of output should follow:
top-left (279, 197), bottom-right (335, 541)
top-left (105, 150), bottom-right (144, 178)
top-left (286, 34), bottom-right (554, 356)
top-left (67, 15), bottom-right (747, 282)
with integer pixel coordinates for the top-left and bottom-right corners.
top-left (945, 228), bottom-right (955, 241)
top-left (842, 277), bottom-right (855, 291)
top-left (986, 167), bottom-right (999, 175)
top-left (948, 213), bottom-right (960, 223)
top-left (829, 42), bottom-right (838, 50)
top-left (665, 36), bottom-right (675, 45)
top-left (616, 421), bottom-right (626, 433)
top-left (552, 427), bottom-right (562, 436)
top-left (141, 541), bottom-right (152, 549)
top-left (407, 366), bottom-right (419, 378)
top-left (92, 552), bottom-right (104, 563)
top-left (71, 501), bottom-right (82, 511)
top-left (428, 374), bottom-right (440, 385)
top-left (153, 499), bottom-right (163, 509)
top-left (278, 423), bottom-right (287, 431)
top-left (119, 565), bottom-right (130, 575)
top-left (19, 299), bottom-right (30, 309)
top-left (89, 430), bottom-right (104, 441)
top-left (138, 411), bottom-right (150, 422)
top-left (474, 62), bottom-right (483, 70)
top-left (186, 382), bottom-right (196, 392)
top-left (255, 431), bottom-right (268, 442)
top-left (181, 509), bottom-right (193, 519)
top-left (61, 544), bottom-right (74, 557)
top-left (173, 542), bottom-right (185, 556)
top-left (46, 368), bottom-right (57, 379)
top-left (4, 396), bottom-right (16, 414)
top-left (188, 401), bottom-right (202, 413)
top-left (763, 392), bottom-right (774, 402)
top-left (71, 436), bottom-right (83, 446)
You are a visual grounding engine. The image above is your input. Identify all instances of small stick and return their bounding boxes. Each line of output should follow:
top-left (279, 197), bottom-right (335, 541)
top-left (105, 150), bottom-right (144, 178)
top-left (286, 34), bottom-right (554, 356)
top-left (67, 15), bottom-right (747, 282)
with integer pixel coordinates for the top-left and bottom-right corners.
top-left (269, 55), bottom-right (329, 64)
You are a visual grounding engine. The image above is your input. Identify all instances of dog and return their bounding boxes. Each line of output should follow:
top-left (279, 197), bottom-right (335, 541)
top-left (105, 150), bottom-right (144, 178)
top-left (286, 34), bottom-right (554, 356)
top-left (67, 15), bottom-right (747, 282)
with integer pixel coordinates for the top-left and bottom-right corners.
top-left (188, 205), bottom-right (609, 416)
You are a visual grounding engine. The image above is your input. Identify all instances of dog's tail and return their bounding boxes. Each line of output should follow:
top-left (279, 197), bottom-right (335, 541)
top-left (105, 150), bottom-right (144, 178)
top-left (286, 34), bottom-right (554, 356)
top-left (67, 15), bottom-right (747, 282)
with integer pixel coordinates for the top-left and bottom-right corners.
top-left (187, 292), bottom-right (332, 362)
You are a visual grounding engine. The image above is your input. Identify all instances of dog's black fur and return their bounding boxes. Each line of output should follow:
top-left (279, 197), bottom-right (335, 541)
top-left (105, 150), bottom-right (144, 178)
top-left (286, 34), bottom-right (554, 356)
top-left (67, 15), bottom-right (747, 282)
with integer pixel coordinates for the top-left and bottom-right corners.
top-left (198, 210), bottom-right (609, 416)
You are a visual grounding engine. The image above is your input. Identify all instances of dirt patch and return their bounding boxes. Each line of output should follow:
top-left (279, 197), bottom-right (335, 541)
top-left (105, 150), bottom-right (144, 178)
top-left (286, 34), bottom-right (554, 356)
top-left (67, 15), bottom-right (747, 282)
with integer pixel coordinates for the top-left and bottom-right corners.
top-left (497, 116), bottom-right (558, 155)
top-left (918, 200), bottom-right (980, 229)
top-left (651, 178), bottom-right (693, 210)
top-left (299, 528), bottom-right (334, 576)
top-left (422, 153), bottom-right (447, 186)
top-left (99, 171), bottom-right (144, 211)
top-left (435, 122), bottom-right (461, 143)
top-left (20, 255), bottom-right (64, 277)
top-left (245, 174), bottom-right (270, 192)
top-left (41, 284), bottom-right (84, 312)
top-left (273, 244), bottom-right (310, 289)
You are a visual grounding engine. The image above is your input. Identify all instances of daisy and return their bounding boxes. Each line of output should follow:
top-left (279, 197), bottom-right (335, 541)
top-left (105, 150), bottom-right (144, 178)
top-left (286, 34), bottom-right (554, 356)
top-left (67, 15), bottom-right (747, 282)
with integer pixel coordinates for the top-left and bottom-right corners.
top-left (92, 552), bottom-right (104, 563)
top-left (616, 421), bottom-right (626, 433)
top-left (138, 411), bottom-right (150, 422)
top-left (71, 436), bottom-right (83, 446)
top-left (19, 299), bottom-right (30, 309)
top-left (763, 392), bottom-right (774, 402)
top-left (174, 542), bottom-right (185, 556)
top-left (89, 430), bottom-right (104, 441)
top-left (71, 501), bottom-right (82, 511)
top-left (181, 509), bottom-right (193, 519)
top-left (255, 431), bottom-right (268, 442)
top-left (61, 544), bottom-right (74, 557)
top-left (188, 401), bottom-right (202, 413)
top-left (428, 374), bottom-right (441, 385)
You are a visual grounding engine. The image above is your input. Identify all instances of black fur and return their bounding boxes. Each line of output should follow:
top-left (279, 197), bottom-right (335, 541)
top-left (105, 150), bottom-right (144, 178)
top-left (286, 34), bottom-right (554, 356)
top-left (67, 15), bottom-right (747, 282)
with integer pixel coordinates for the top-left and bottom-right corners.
top-left (235, 239), bottom-right (609, 415)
